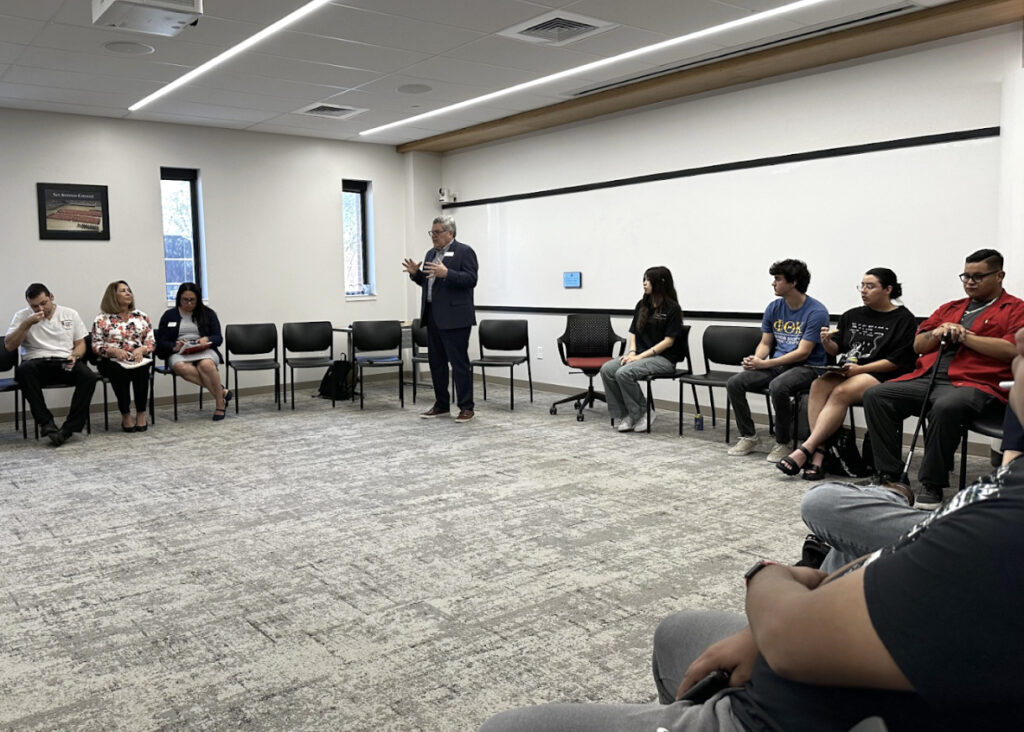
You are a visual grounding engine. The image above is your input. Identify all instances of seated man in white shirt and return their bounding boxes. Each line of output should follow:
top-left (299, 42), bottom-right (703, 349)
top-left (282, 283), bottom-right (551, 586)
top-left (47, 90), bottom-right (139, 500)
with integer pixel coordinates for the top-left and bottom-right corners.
top-left (4, 283), bottom-right (98, 446)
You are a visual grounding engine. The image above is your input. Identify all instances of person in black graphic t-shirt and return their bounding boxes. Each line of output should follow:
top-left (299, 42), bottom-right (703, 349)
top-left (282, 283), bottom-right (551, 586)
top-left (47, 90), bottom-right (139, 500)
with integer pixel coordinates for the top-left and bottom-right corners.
top-left (478, 326), bottom-right (1024, 732)
top-left (777, 267), bottom-right (917, 480)
top-left (600, 266), bottom-right (684, 434)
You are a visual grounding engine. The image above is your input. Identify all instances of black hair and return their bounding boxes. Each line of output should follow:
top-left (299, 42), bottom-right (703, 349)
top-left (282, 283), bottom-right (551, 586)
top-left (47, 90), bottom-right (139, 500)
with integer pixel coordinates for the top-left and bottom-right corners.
top-left (637, 266), bottom-right (680, 331)
top-left (176, 282), bottom-right (211, 329)
top-left (864, 267), bottom-right (903, 300)
top-left (965, 249), bottom-right (1003, 270)
top-left (25, 283), bottom-right (51, 300)
top-left (768, 259), bottom-right (811, 294)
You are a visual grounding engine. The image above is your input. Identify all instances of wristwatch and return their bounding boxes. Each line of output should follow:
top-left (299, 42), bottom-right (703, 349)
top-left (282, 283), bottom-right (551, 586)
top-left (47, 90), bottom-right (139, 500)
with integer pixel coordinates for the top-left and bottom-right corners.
top-left (744, 560), bottom-right (778, 587)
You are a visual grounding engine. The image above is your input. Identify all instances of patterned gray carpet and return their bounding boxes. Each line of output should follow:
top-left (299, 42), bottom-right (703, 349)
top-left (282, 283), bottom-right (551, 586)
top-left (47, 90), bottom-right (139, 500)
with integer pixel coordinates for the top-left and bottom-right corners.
top-left (0, 383), bottom-right (991, 731)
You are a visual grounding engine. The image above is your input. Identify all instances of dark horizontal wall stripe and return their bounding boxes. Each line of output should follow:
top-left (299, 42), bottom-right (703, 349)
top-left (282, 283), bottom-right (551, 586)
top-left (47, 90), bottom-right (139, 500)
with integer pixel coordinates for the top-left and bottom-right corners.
top-left (476, 306), bottom-right (926, 326)
top-left (443, 127), bottom-right (999, 210)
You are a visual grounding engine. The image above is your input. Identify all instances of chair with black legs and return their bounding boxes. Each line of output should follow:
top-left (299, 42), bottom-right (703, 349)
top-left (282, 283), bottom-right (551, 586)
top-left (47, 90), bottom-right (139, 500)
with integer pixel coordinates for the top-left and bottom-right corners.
top-left (675, 325), bottom-right (768, 443)
top-left (639, 325), bottom-right (694, 434)
top-left (283, 321), bottom-right (334, 409)
top-left (550, 313), bottom-right (626, 422)
top-left (151, 358), bottom-right (204, 422)
top-left (0, 345), bottom-right (20, 433)
top-left (351, 320), bottom-right (404, 409)
top-left (958, 402), bottom-right (1007, 490)
top-left (224, 323), bottom-right (281, 413)
top-left (470, 319), bottom-right (533, 410)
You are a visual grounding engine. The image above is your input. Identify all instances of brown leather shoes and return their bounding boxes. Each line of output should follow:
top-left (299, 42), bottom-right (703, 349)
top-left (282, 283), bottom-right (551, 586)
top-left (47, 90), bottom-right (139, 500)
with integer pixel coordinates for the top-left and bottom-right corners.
top-left (420, 406), bottom-right (450, 419)
top-left (454, 409), bottom-right (475, 423)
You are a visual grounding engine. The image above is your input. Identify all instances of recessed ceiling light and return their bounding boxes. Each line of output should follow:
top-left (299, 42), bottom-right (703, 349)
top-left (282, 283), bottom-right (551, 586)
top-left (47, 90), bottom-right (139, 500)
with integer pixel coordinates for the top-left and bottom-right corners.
top-left (397, 84), bottom-right (432, 94)
top-left (103, 40), bottom-right (155, 55)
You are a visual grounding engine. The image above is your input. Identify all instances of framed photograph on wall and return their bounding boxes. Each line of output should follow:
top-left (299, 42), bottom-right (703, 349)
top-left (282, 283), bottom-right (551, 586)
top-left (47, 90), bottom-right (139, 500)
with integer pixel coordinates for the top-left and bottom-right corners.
top-left (36, 182), bottom-right (110, 240)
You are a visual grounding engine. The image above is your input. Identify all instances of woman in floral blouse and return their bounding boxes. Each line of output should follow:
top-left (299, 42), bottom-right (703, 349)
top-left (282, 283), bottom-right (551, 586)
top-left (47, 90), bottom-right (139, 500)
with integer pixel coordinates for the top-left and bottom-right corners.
top-left (92, 280), bottom-right (155, 432)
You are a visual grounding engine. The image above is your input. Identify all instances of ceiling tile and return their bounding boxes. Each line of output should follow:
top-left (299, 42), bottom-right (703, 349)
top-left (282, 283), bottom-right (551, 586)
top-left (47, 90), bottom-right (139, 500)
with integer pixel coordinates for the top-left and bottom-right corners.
top-left (337, 0), bottom-right (563, 34)
top-left (0, 14), bottom-right (44, 45)
top-left (254, 31), bottom-right (430, 73)
top-left (29, 23), bottom-right (222, 67)
top-left (194, 69), bottom-right (354, 102)
top-left (0, 40), bottom-right (25, 65)
top-left (0, 0), bottom-right (64, 22)
top-left (287, 5), bottom-right (485, 55)
top-left (140, 98), bottom-right (282, 123)
top-left (3, 66), bottom-right (159, 96)
top-left (563, 0), bottom-right (743, 36)
top-left (16, 47), bottom-right (189, 83)
top-left (197, 0), bottom-right (313, 25)
top-left (0, 80), bottom-right (141, 109)
top-left (221, 52), bottom-right (382, 88)
top-left (396, 56), bottom-right (537, 88)
top-left (172, 86), bottom-right (312, 114)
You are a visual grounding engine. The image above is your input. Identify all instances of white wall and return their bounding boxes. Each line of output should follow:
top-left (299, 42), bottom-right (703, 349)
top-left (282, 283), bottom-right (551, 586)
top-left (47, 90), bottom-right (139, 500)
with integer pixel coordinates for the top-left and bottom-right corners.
top-left (443, 24), bottom-right (1024, 414)
top-left (0, 109), bottom-right (423, 398)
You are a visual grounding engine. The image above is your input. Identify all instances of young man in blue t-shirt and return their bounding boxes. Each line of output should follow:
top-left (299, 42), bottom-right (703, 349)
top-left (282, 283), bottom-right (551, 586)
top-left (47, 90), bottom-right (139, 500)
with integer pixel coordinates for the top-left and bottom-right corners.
top-left (726, 259), bottom-right (830, 462)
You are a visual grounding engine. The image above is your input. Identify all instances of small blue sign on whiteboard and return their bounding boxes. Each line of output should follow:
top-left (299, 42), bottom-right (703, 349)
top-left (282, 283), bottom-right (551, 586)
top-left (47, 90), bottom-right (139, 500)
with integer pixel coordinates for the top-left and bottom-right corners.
top-left (563, 271), bottom-right (582, 288)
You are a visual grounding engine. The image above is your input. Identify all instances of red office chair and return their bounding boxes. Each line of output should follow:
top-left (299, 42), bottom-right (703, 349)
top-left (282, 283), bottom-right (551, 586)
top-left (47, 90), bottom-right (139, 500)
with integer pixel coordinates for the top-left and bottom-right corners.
top-left (550, 313), bottom-right (625, 422)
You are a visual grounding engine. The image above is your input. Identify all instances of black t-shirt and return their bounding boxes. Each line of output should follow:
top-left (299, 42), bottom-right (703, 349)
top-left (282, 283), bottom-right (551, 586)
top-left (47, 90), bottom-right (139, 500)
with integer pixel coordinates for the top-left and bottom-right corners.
top-left (730, 457), bottom-right (1024, 731)
top-left (834, 305), bottom-right (917, 381)
top-left (629, 299), bottom-right (685, 363)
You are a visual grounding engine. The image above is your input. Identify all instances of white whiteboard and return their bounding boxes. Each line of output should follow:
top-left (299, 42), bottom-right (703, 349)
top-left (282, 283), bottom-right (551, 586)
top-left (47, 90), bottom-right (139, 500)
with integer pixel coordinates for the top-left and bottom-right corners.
top-left (453, 136), bottom-right (1000, 318)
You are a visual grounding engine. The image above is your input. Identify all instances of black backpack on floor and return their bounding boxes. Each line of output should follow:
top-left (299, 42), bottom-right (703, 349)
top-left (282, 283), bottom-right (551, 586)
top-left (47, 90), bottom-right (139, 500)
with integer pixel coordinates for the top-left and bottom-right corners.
top-left (317, 356), bottom-right (354, 400)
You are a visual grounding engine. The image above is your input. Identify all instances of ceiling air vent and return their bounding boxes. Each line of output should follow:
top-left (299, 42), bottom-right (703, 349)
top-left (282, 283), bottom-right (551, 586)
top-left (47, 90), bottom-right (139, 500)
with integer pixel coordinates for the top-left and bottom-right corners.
top-left (296, 103), bottom-right (366, 120)
top-left (499, 11), bottom-right (616, 47)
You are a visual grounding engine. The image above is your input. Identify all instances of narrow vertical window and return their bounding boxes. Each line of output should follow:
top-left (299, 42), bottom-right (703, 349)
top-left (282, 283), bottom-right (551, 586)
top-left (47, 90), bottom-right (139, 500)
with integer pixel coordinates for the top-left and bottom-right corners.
top-left (343, 180), bottom-right (374, 296)
top-left (160, 167), bottom-right (205, 301)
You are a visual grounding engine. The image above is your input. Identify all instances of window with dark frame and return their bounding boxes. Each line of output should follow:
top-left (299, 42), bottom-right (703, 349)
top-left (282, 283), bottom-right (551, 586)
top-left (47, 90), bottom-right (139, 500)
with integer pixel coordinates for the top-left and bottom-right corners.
top-left (343, 179), bottom-right (373, 296)
top-left (160, 167), bottom-right (205, 302)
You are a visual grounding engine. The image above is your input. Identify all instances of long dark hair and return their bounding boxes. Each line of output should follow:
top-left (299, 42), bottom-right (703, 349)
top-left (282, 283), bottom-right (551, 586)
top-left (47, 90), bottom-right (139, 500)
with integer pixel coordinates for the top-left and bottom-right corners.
top-left (864, 267), bottom-right (903, 300)
top-left (176, 282), bottom-right (211, 329)
top-left (637, 266), bottom-right (680, 331)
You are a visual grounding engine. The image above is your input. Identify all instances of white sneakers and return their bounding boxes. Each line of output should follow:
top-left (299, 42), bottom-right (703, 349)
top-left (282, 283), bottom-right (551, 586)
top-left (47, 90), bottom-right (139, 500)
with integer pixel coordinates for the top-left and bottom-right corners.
top-left (728, 435), bottom-right (761, 456)
top-left (633, 407), bottom-right (656, 433)
top-left (766, 443), bottom-right (790, 463)
top-left (616, 415), bottom-right (636, 432)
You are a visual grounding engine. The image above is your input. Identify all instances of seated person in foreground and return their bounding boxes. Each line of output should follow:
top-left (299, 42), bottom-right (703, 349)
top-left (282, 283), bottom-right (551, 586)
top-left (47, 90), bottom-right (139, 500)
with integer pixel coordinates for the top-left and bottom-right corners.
top-left (777, 267), bottom-right (916, 479)
top-left (478, 328), bottom-right (1024, 732)
top-left (4, 282), bottom-right (98, 446)
top-left (91, 280), bottom-right (155, 433)
top-left (155, 282), bottom-right (230, 421)
top-left (802, 399), bottom-right (1024, 574)
top-left (727, 258), bottom-right (830, 463)
top-left (862, 248), bottom-right (1024, 506)
top-left (599, 266), bottom-right (684, 433)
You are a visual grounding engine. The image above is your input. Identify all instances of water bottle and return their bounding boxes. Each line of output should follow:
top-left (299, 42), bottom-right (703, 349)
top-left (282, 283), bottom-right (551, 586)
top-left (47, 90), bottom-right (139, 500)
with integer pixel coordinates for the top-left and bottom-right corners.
top-left (694, 413), bottom-right (704, 431)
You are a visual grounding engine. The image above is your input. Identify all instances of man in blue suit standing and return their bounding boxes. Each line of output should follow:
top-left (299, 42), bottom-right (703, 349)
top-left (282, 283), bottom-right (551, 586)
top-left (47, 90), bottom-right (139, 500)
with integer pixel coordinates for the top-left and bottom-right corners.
top-left (403, 215), bottom-right (479, 423)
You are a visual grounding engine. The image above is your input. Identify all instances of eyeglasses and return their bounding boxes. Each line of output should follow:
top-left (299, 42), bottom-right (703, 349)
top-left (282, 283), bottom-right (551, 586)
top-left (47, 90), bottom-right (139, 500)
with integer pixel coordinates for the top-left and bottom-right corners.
top-left (856, 283), bottom-right (879, 292)
top-left (958, 271), bottom-right (999, 283)
top-left (427, 230), bottom-right (448, 237)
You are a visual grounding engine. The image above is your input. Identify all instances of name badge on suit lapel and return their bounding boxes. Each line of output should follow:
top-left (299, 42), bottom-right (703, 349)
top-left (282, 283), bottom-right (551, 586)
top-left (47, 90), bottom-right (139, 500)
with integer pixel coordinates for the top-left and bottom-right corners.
top-left (169, 322), bottom-right (178, 327)
top-left (444, 252), bottom-right (454, 258)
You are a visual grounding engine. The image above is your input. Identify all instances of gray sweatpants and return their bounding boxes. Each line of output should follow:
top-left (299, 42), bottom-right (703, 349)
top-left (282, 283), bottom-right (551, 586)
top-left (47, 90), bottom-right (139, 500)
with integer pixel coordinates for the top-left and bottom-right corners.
top-left (477, 610), bottom-right (748, 732)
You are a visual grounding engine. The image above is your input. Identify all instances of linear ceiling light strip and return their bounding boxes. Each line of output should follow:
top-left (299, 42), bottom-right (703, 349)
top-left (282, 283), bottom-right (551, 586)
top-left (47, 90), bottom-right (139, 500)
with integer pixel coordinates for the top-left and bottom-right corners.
top-left (128, 0), bottom-right (335, 112)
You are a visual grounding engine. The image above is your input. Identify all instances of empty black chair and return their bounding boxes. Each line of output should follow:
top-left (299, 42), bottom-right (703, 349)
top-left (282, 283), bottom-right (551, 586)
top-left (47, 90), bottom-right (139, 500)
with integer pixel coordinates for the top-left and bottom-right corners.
top-left (283, 321), bottom-right (334, 409)
top-left (639, 324), bottom-right (695, 434)
top-left (675, 325), bottom-right (768, 443)
top-left (225, 323), bottom-right (280, 413)
top-left (351, 320), bottom-right (403, 410)
top-left (550, 314), bottom-right (626, 422)
top-left (470, 319), bottom-right (532, 410)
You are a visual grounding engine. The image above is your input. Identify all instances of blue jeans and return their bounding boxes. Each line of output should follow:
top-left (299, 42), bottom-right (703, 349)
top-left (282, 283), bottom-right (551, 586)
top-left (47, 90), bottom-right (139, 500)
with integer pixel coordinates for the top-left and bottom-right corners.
top-left (801, 481), bottom-right (930, 573)
top-left (600, 355), bottom-right (675, 422)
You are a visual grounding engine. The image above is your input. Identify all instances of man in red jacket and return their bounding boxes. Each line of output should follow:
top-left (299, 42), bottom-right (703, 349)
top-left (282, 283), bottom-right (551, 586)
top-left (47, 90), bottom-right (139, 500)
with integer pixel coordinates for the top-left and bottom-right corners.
top-left (863, 249), bottom-right (1024, 506)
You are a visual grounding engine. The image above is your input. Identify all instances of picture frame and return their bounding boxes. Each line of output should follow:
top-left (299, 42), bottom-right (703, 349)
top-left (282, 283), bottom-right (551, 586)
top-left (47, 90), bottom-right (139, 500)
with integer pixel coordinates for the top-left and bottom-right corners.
top-left (36, 182), bottom-right (110, 240)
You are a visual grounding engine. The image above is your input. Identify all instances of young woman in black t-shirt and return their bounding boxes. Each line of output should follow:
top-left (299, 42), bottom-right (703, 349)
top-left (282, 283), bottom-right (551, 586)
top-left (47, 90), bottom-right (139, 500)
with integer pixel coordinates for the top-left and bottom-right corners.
top-left (777, 267), bottom-right (917, 479)
top-left (599, 266), bottom-right (684, 433)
